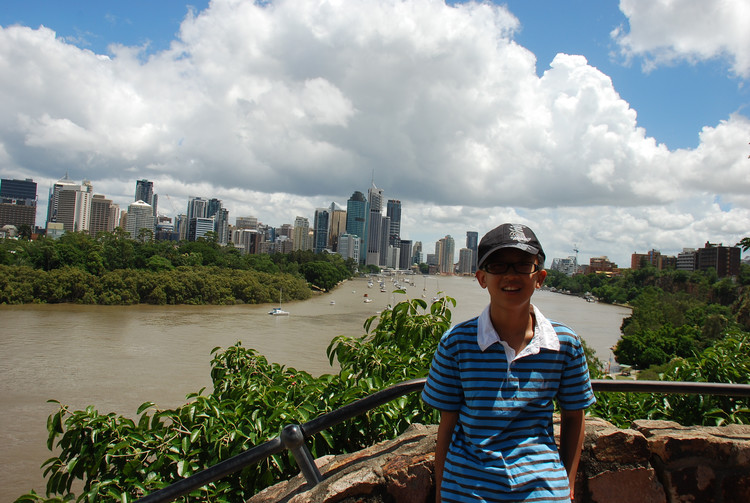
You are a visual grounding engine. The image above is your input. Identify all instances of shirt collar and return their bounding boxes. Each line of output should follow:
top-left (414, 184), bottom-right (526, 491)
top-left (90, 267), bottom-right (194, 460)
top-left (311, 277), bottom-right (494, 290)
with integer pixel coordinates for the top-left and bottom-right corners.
top-left (477, 304), bottom-right (560, 356)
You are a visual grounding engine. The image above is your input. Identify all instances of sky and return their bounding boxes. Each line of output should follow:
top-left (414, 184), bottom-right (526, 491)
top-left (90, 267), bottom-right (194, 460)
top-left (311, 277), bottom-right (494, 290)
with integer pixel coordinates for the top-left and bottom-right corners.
top-left (1, 0), bottom-right (749, 267)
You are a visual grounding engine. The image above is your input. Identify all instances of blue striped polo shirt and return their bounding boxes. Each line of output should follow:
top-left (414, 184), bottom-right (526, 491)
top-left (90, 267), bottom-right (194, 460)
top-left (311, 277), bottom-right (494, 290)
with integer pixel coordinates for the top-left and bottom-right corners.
top-left (422, 305), bottom-right (595, 503)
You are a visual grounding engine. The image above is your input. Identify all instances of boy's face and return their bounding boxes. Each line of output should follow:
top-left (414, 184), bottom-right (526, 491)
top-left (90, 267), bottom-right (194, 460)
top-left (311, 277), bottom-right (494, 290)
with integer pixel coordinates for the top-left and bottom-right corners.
top-left (475, 248), bottom-right (546, 307)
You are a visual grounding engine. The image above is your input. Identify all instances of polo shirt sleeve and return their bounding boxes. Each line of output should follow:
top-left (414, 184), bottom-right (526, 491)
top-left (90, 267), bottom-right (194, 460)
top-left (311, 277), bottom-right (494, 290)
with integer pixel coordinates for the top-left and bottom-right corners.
top-left (421, 330), bottom-right (463, 411)
top-left (556, 329), bottom-right (596, 411)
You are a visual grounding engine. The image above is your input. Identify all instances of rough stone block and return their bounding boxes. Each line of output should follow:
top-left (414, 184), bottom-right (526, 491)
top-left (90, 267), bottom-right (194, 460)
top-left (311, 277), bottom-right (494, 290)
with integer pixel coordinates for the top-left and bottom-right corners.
top-left (587, 467), bottom-right (666, 503)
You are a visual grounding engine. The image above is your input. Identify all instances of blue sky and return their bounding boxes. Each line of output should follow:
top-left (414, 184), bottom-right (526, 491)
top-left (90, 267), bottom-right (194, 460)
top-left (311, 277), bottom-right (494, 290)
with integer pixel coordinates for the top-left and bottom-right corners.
top-left (1, 0), bottom-right (749, 266)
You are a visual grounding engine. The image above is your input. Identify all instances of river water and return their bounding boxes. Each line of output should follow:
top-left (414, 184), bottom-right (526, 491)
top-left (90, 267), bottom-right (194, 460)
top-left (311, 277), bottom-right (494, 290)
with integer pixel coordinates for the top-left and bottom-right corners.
top-left (0, 275), bottom-right (630, 501)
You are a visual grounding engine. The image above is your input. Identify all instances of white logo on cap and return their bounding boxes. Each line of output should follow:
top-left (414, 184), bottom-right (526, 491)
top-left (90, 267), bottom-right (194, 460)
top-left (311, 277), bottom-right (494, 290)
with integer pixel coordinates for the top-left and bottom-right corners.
top-left (509, 224), bottom-right (530, 243)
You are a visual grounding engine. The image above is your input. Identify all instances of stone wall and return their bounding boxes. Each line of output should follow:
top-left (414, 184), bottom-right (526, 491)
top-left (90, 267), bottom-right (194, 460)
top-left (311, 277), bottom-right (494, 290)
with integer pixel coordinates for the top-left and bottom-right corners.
top-left (248, 418), bottom-right (750, 503)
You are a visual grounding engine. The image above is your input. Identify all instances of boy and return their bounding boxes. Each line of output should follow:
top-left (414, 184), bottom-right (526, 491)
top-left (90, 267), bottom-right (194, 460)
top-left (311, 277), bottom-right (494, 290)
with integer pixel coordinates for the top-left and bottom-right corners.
top-left (422, 223), bottom-right (595, 502)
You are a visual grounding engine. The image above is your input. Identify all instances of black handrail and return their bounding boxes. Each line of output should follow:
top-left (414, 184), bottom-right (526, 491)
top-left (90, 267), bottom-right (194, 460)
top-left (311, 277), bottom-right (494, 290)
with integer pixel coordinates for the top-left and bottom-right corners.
top-left (136, 378), bottom-right (750, 502)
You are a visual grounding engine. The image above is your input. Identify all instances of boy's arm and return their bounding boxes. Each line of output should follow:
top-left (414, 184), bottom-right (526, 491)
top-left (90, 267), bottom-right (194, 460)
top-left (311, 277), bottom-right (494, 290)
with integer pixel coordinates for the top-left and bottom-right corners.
top-left (559, 408), bottom-right (586, 501)
top-left (434, 410), bottom-right (458, 503)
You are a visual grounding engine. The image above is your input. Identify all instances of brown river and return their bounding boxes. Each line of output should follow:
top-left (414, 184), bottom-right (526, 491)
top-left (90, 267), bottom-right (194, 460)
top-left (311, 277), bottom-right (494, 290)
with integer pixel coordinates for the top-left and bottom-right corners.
top-left (0, 275), bottom-right (631, 501)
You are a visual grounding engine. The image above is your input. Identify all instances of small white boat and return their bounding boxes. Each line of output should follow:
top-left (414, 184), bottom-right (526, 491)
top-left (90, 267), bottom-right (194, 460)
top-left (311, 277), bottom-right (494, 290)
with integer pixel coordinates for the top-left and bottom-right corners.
top-left (269, 288), bottom-right (289, 315)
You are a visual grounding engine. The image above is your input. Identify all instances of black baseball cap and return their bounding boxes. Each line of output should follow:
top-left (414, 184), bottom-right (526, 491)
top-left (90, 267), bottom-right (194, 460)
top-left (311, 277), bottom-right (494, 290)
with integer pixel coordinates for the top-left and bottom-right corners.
top-left (477, 223), bottom-right (545, 270)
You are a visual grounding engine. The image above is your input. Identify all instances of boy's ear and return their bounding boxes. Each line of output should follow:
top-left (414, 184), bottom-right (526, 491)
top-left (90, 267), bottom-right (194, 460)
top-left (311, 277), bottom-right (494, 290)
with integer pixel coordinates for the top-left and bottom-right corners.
top-left (475, 269), bottom-right (487, 289)
top-left (536, 269), bottom-right (547, 288)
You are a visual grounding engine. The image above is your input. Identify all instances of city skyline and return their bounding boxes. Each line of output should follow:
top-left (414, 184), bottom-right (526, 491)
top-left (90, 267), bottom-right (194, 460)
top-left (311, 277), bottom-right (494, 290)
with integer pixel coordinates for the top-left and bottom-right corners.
top-left (0, 1), bottom-right (748, 267)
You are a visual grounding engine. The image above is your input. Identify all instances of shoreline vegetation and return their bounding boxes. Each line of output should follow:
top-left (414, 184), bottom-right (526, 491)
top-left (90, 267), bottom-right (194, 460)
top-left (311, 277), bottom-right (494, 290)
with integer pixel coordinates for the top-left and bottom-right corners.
top-left (0, 230), bottom-right (356, 305)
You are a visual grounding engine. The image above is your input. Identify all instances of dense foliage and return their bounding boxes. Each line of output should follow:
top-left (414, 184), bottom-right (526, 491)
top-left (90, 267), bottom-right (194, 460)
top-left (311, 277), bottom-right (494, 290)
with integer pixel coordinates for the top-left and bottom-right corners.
top-left (545, 265), bottom-right (750, 368)
top-left (0, 232), bottom-right (356, 303)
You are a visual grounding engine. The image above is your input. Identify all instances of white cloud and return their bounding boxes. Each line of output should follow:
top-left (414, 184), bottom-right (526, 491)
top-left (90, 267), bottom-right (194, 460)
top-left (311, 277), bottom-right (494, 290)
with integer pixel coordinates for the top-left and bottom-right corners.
top-left (614, 0), bottom-right (750, 78)
top-left (0, 0), bottom-right (748, 267)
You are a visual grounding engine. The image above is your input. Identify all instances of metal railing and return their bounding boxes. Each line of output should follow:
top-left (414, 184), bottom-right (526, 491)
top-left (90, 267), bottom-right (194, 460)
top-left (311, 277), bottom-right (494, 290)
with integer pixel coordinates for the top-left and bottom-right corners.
top-left (136, 378), bottom-right (750, 503)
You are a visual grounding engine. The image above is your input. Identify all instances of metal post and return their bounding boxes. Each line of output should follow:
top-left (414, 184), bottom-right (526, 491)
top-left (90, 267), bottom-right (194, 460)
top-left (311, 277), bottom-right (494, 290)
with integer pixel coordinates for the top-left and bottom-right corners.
top-left (281, 423), bottom-right (323, 486)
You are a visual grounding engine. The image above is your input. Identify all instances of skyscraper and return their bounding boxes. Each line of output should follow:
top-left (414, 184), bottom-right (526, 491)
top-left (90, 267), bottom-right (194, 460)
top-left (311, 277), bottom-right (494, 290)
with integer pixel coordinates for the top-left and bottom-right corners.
top-left (328, 202), bottom-right (347, 252)
top-left (346, 191), bottom-right (367, 263)
top-left (125, 200), bottom-right (155, 240)
top-left (135, 179), bottom-right (157, 217)
top-left (466, 231), bottom-right (478, 273)
top-left (46, 175), bottom-right (93, 233)
top-left (0, 178), bottom-right (37, 229)
top-left (89, 194), bottom-right (118, 237)
top-left (386, 199), bottom-right (401, 247)
top-left (313, 207), bottom-right (330, 253)
top-left (366, 184), bottom-right (384, 266)
top-left (437, 235), bottom-right (455, 274)
top-left (293, 216), bottom-right (311, 251)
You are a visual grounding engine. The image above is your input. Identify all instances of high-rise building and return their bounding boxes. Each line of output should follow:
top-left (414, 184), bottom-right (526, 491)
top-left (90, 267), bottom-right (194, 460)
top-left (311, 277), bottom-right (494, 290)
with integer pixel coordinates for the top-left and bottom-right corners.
top-left (346, 191), bottom-right (367, 263)
top-left (338, 233), bottom-right (360, 263)
top-left (46, 175), bottom-right (93, 233)
top-left (437, 235), bottom-right (455, 274)
top-left (89, 194), bottom-right (118, 237)
top-left (189, 217), bottom-right (215, 241)
top-left (676, 248), bottom-right (697, 271)
top-left (0, 178), bottom-right (37, 229)
top-left (386, 199), bottom-right (401, 247)
top-left (366, 184), bottom-right (384, 266)
top-left (412, 241), bottom-right (423, 265)
top-left (175, 214), bottom-right (188, 241)
top-left (466, 231), bottom-right (478, 273)
top-left (125, 200), bottom-right (155, 240)
top-left (698, 242), bottom-right (741, 278)
top-left (293, 216), bottom-right (312, 251)
top-left (135, 179), bottom-right (157, 217)
top-left (313, 207), bottom-right (330, 253)
top-left (328, 202), bottom-right (347, 252)
top-left (458, 248), bottom-right (473, 275)
top-left (379, 215), bottom-right (390, 266)
top-left (398, 239), bottom-right (412, 270)
top-left (186, 196), bottom-right (208, 222)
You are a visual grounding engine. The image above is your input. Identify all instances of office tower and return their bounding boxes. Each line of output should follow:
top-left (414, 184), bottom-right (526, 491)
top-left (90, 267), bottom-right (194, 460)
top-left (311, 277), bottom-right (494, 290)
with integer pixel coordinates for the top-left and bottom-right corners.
top-left (313, 207), bottom-right (330, 253)
top-left (466, 231), bottom-right (478, 273)
top-left (135, 179), bottom-right (157, 217)
top-left (458, 248), bottom-right (473, 275)
top-left (698, 242), bottom-right (741, 278)
top-left (277, 223), bottom-right (294, 240)
top-left (213, 207), bottom-right (230, 245)
top-left (337, 233), bottom-right (360, 263)
top-left (366, 184), bottom-right (384, 266)
top-left (379, 215), bottom-right (390, 266)
top-left (199, 198), bottom-right (229, 245)
top-left (437, 235), bottom-right (455, 274)
top-left (186, 196), bottom-right (208, 222)
top-left (188, 217), bottom-right (215, 241)
top-left (293, 216), bottom-right (312, 251)
top-left (89, 194), bottom-right (116, 237)
top-left (175, 214), bottom-right (188, 241)
top-left (346, 191), bottom-right (367, 263)
top-left (412, 241), bottom-right (423, 264)
top-left (46, 175), bottom-right (93, 233)
top-left (328, 202), bottom-right (347, 252)
top-left (186, 196), bottom-right (209, 242)
top-left (398, 239), bottom-right (412, 270)
top-left (386, 199), bottom-right (401, 247)
top-left (0, 178), bottom-right (37, 229)
top-left (125, 200), bottom-right (155, 240)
